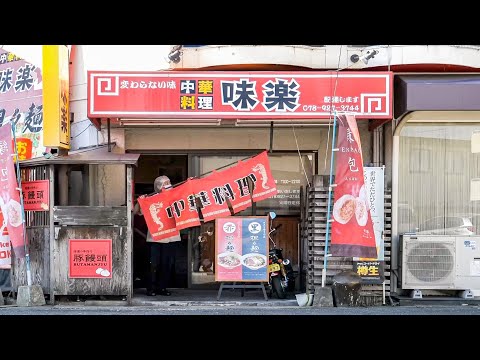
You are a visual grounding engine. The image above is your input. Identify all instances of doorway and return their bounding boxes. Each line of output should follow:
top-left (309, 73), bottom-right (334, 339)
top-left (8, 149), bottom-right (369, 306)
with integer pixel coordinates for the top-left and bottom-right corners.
top-left (133, 154), bottom-right (189, 290)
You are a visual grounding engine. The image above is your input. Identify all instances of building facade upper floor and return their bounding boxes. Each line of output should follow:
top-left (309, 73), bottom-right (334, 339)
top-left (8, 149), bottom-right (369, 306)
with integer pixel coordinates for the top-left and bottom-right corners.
top-left (168, 45), bottom-right (480, 72)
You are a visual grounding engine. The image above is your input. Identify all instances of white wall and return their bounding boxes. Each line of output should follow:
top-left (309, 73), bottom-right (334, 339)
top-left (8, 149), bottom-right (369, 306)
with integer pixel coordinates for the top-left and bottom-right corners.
top-left (124, 122), bottom-right (373, 174)
top-left (91, 128), bottom-right (126, 206)
top-left (69, 45), bottom-right (171, 151)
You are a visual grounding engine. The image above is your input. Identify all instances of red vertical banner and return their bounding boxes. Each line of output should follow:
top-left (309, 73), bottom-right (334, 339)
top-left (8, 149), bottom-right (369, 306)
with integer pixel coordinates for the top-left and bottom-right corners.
top-left (0, 123), bottom-right (26, 258)
top-left (137, 190), bottom-right (179, 241)
top-left (243, 151), bottom-right (278, 202)
top-left (330, 114), bottom-right (377, 258)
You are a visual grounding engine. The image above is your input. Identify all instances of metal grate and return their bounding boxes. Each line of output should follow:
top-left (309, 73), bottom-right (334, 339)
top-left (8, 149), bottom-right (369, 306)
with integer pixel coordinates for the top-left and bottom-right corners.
top-left (406, 242), bottom-right (454, 283)
top-left (20, 165), bottom-right (49, 227)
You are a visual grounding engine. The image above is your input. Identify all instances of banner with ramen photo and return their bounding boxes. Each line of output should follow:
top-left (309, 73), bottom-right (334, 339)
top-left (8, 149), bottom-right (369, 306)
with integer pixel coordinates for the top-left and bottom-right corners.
top-left (0, 123), bottom-right (27, 258)
top-left (330, 114), bottom-right (377, 258)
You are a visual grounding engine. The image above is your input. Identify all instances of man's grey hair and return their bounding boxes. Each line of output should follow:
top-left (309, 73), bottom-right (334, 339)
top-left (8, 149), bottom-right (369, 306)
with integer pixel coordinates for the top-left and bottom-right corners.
top-left (154, 175), bottom-right (172, 193)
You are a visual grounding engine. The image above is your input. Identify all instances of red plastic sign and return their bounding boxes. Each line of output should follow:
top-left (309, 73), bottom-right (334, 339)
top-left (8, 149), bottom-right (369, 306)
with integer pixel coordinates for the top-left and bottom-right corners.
top-left (15, 137), bottom-right (32, 161)
top-left (69, 239), bottom-right (112, 278)
top-left (22, 180), bottom-right (49, 211)
top-left (88, 71), bottom-right (393, 120)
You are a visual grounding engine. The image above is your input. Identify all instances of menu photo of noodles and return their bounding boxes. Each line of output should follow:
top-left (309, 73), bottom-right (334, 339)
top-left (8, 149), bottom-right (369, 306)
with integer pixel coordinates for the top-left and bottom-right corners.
top-left (217, 251), bottom-right (242, 269)
top-left (241, 253), bottom-right (267, 270)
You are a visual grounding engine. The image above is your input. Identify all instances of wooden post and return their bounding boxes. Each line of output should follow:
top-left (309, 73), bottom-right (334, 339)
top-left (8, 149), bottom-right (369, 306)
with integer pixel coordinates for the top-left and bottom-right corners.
top-left (49, 164), bottom-right (55, 305)
top-left (82, 165), bottom-right (90, 205)
top-left (126, 165), bottom-right (133, 305)
top-left (58, 165), bottom-right (69, 206)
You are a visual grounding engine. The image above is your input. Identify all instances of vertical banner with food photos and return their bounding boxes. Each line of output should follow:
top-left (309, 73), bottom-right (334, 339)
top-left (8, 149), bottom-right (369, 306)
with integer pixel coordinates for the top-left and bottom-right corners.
top-left (0, 209), bottom-right (11, 269)
top-left (330, 114), bottom-right (377, 258)
top-left (0, 123), bottom-right (26, 258)
top-left (353, 166), bottom-right (385, 284)
top-left (215, 216), bottom-right (269, 282)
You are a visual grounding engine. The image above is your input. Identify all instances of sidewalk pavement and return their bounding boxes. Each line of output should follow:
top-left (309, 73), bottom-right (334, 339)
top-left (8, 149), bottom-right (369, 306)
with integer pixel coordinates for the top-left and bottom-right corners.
top-left (127, 288), bottom-right (299, 307)
top-left (0, 288), bottom-right (299, 308)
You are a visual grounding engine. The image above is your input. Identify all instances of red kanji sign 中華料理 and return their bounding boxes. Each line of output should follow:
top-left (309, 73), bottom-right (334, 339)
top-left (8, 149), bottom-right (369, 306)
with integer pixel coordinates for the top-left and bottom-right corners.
top-left (138, 151), bottom-right (278, 241)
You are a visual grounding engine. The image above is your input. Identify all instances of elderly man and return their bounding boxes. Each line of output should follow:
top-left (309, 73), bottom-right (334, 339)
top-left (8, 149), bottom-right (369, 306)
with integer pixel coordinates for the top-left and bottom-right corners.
top-left (134, 175), bottom-right (180, 296)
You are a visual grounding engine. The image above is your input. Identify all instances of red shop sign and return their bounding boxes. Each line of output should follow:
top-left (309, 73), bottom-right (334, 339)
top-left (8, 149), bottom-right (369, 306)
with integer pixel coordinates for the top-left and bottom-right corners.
top-left (69, 239), bottom-right (112, 278)
top-left (22, 180), bottom-right (49, 211)
top-left (15, 138), bottom-right (33, 161)
top-left (88, 71), bottom-right (393, 120)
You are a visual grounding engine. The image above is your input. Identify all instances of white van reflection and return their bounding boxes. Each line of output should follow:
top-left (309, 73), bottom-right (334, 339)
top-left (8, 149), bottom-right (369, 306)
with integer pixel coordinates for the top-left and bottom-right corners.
top-left (416, 216), bottom-right (475, 236)
top-left (398, 203), bottom-right (418, 234)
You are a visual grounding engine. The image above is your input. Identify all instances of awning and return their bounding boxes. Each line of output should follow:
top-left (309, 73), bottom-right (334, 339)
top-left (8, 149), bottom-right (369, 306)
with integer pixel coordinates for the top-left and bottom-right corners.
top-left (394, 75), bottom-right (480, 119)
top-left (19, 144), bottom-right (140, 167)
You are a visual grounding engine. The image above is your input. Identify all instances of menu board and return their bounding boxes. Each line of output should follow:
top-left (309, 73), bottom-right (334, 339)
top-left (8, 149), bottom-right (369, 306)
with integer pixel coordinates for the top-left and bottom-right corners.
top-left (215, 216), bottom-right (269, 282)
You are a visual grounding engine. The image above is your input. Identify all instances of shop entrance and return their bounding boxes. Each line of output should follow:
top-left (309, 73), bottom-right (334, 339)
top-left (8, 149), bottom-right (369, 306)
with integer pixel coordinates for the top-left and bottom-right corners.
top-left (133, 154), bottom-right (189, 290)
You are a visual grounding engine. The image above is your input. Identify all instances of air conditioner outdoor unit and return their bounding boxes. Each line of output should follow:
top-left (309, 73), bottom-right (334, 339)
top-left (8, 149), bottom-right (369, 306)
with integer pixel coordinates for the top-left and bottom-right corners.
top-left (400, 234), bottom-right (480, 298)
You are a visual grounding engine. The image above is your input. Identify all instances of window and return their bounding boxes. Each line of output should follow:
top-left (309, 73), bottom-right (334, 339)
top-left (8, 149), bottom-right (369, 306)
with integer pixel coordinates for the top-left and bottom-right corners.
top-left (398, 123), bottom-right (480, 236)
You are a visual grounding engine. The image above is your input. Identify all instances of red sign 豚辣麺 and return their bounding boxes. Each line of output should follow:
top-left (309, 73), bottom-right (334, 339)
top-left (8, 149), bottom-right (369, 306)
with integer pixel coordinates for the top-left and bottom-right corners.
top-left (69, 239), bottom-right (112, 278)
top-left (22, 180), bottom-right (49, 211)
top-left (88, 71), bottom-right (393, 120)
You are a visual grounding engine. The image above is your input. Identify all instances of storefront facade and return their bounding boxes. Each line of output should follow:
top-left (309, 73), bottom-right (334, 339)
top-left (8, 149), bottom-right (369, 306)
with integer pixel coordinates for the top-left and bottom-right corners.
top-left (391, 75), bottom-right (480, 296)
top-left (85, 70), bottom-right (393, 292)
top-left (4, 45), bottom-right (480, 303)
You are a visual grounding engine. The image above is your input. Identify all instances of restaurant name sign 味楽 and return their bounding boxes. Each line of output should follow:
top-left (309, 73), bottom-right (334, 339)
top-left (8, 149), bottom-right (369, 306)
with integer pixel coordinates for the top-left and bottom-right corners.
top-left (88, 71), bottom-right (393, 120)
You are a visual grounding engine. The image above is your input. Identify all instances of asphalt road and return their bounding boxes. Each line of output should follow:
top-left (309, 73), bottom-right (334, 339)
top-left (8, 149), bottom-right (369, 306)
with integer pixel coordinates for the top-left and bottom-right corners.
top-left (4, 304), bottom-right (472, 352)
top-left (1, 304), bottom-right (480, 315)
